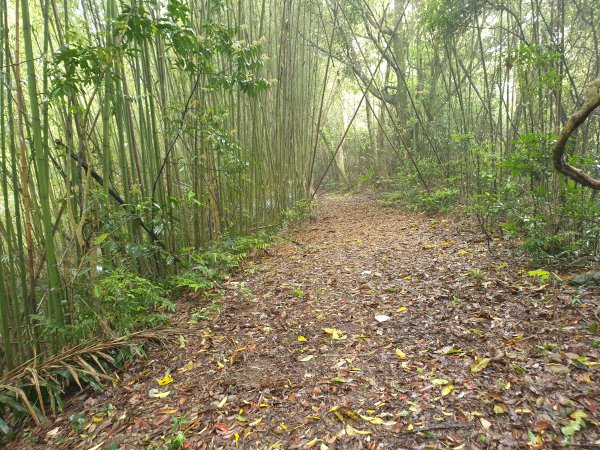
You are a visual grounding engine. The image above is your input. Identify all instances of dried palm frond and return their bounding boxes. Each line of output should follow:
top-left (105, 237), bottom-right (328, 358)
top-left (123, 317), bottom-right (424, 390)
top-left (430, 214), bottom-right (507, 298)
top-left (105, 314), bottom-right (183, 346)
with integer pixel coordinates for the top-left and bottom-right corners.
top-left (0, 328), bottom-right (189, 434)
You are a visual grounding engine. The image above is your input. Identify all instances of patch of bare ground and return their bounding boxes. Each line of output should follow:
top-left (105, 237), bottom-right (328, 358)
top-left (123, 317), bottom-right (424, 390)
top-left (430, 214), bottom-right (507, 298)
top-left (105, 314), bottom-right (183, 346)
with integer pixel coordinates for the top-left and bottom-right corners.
top-left (9, 195), bottom-right (599, 449)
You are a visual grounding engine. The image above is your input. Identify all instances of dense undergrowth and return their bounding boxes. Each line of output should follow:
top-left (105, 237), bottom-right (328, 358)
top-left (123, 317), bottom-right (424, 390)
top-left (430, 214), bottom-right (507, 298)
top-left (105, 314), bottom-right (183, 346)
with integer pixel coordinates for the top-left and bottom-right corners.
top-left (0, 200), bottom-right (312, 441)
top-left (378, 146), bottom-right (600, 264)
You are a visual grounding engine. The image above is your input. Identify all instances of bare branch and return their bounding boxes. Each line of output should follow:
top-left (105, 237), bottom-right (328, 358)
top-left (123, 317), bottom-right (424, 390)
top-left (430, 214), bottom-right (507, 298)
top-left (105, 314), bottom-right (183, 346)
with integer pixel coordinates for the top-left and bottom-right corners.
top-left (552, 75), bottom-right (600, 190)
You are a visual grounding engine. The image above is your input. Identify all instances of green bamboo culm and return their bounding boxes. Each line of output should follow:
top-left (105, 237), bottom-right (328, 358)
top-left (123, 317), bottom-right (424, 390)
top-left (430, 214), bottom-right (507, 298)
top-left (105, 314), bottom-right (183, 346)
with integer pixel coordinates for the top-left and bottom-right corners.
top-left (20, 0), bottom-right (65, 346)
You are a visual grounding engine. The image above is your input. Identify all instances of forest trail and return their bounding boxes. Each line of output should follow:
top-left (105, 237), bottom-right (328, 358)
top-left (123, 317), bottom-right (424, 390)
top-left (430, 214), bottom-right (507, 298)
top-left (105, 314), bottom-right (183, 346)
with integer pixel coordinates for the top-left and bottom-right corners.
top-left (13, 196), bottom-right (599, 449)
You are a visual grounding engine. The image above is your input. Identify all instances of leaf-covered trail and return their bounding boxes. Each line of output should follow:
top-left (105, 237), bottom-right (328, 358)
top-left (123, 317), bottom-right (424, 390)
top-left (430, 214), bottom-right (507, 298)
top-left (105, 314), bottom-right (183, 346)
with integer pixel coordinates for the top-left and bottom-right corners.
top-left (14, 196), bottom-right (599, 449)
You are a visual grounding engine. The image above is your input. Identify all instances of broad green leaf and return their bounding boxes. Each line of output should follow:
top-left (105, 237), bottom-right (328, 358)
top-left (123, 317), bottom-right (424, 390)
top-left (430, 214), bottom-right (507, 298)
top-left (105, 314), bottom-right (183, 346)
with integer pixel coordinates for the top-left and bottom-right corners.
top-left (528, 269), bottom-right (550, 281)
top-left (94, 233), bottom-right (110, 246)
top-left (493, 404), bottom-right (506, 414)
top-left (332, 377), bottom-right (350, 383)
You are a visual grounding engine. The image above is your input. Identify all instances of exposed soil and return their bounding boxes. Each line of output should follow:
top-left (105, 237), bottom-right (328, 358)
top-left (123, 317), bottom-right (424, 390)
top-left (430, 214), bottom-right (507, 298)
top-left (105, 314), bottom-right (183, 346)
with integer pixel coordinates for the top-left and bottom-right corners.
top-left (10, 195), bottom-right (599, 449)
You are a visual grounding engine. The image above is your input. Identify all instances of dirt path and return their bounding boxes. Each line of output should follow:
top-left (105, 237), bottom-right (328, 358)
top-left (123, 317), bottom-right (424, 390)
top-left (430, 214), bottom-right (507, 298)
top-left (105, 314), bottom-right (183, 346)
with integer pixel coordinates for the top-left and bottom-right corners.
top-left (12, 195), bottom-right (599, 449)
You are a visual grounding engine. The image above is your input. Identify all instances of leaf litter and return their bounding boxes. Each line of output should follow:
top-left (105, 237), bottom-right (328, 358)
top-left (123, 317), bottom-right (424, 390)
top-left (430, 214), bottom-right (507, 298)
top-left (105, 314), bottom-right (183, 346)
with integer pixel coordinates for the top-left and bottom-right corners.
top-left (8, 195), bottom-right (599, 449)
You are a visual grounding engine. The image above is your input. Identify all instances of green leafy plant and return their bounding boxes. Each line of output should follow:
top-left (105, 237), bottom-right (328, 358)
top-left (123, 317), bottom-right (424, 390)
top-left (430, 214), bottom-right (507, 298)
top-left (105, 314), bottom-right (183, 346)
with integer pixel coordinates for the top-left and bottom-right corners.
top-left (91, 270), bottom-right (174, 335)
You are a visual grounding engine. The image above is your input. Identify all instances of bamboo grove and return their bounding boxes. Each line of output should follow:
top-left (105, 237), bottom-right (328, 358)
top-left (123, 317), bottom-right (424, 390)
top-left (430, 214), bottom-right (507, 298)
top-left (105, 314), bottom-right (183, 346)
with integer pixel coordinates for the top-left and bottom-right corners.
top-left (1, 0), bottom-right (599, 383)
top-left (0, 0), bottom-right (327, 370)
top-left (310, 0), bottom-right (599, 258)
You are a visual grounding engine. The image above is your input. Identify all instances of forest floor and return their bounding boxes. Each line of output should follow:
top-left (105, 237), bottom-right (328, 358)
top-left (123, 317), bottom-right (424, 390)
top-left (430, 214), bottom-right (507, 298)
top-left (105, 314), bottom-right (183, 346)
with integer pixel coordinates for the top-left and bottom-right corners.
top-left (10, 195), bottom-right (600, 449)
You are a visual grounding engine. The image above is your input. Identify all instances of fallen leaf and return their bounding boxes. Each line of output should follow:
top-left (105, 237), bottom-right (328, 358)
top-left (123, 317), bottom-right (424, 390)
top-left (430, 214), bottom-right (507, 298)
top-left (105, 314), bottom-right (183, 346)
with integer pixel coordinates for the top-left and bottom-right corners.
top-left (217, 396), bottom-right (228, 408)
top-left (178, 361), bottom-right (194, 372)
top-left (87, 444), bottom-right (104, 450)
top-left (345, 424), bottom-right (371, 435)
top-left (148, 389), bottom-right (171, 399)
top-left (332, 377), bottom-right (350, 383)
top-left (375, 315), bottom-right (391, 322)
top-left (441, 385), bottom-right (454, 396)
top-left (493, 404), bottom-right (506, 414)
top-left (470, 357), bottom-right (491, 373)
top-left (249, 417), bottom-right (263, 426)
top-left (395, 348), bottom-right (407, 360)
top-left (323, 328), bottom-right (345, 340)
top-left (299, 355), bottom-right (315, 362)
top-left (561, 411), bottom-right (587, 437)
top-left (546, 364), bottom-right (570, 374)
top-left (46, 427), bottom-right (61, 437)
top-left (360, 415), bottom-right (396, 426)
top-left (298, 335), bottom-right (307, 342)
top-left (480, 418), bottom-right (491, 429)
top-left (304, 438), bottom-right (319, 447)
top-left (158, 374), bottom-right (173, 386)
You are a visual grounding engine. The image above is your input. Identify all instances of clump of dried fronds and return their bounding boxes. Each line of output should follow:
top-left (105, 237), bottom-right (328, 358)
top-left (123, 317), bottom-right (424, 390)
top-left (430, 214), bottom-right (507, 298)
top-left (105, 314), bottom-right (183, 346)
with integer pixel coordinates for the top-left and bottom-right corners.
top-left (0, 328), bottom-right (186, 435)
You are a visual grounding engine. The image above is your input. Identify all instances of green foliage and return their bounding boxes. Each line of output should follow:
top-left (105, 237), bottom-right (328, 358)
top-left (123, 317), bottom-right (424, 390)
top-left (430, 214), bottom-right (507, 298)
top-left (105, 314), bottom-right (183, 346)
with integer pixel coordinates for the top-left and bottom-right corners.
top-left (190, 297), bottom-right (221, 322)
top-left (379, 173), bottom-right (459, 214)
top-left (283, 199), bottom-right (313, 227)
top-left (91, 270), bottom-right (174, 335)
top-left (505, 44), bottom-right (563, 94)
top-left (422, 0), bottom-right (487, 39)
top-left (168, 233), bottom-right (271, 297)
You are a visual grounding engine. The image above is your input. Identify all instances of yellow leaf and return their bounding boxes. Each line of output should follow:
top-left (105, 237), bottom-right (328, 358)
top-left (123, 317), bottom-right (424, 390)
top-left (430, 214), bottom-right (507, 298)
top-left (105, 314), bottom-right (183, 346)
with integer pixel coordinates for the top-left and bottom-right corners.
top-left (441, 385), bottom-right (454, 397)
top-left (360, 415), bottom-right (396, 426)
top-left (323, 328), bottom-right (345, 340)
top-left (234, 432), bottom-right (239, 446)
top-left (470, 357), bottom-right (491, 373)
top-left (158, 374), bottom-right (173, 386)
top-left (395, 348), bottom-right (407, 360)
top-left (92, 416), bottom-right (103, 423)
top-left (161, 408), bottom-right (179, 414)
top-left (249, 417), bottom-right (263, 427)
top-left (396, 306), bottom-right (407, 312)
top-left (456, 250), bottom-right (469, 256)
top-left (178, 361), bottom-right (194, 372)
top-left (87, 444), bottom-right (105, 450)
top-left (149, 390), bottom-right (171, 399)
top-left (298, 335), bottom-right (307, 342)
top-left (304, 438), bottom-right (318, 447)
top-left (431, 379), bottom-right (448, 385)
top-left (493, 405), bottom-right (506, 414)
top-left (179, 335), bottom-right (186, 349)
top-left (407, 423), bottom-right (414, 431)
top-left (217, 396), bottom-right (228, 408)
top-left (299, 355), bottom-right (315, 362)
top-left (279, 422), bottom-right (287, 431)
top-left (345, 424), bottom-right (371, 436)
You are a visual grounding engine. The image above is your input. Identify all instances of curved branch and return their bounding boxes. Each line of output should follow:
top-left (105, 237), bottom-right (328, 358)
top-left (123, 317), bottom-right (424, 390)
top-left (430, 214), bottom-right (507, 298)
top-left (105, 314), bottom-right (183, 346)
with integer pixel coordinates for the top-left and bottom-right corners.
top-left (552, 75), bottom-right (600, 190)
